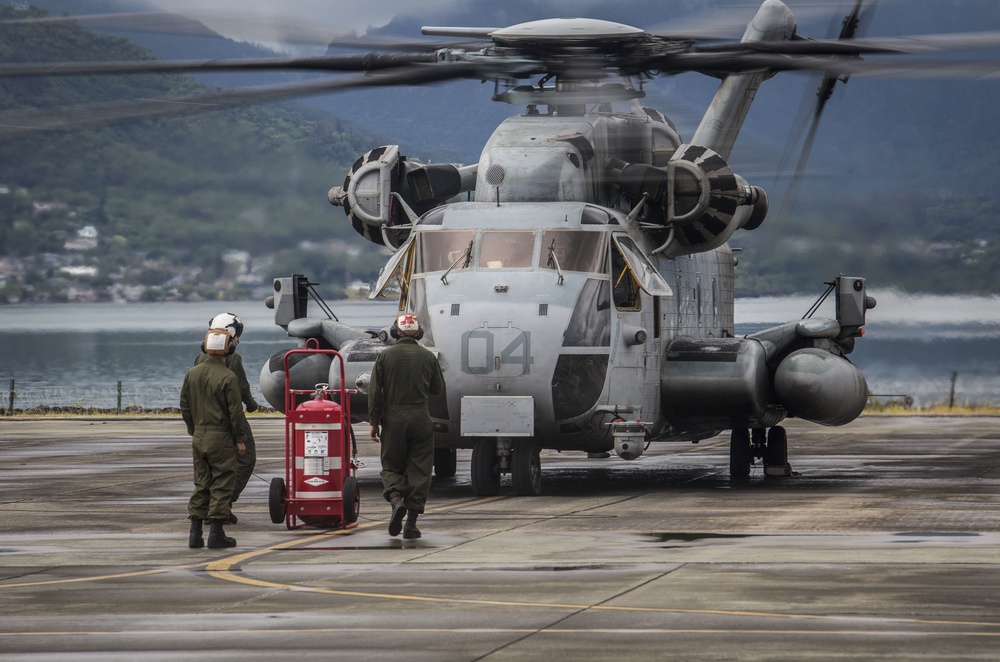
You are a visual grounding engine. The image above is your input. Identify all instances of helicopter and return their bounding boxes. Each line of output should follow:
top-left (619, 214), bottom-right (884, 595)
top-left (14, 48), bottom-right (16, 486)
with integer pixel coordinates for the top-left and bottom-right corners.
top-left (3, 0), bottom-right (999, 496)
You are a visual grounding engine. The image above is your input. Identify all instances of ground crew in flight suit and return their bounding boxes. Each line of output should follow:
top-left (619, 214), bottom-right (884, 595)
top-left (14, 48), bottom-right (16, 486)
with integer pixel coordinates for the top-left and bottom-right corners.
top-left (182, 328), bottom-right (247, 549)
top-left (368, 313), bottom-right (444, 539)
top-left (194, 312), bottom-right (259, 524)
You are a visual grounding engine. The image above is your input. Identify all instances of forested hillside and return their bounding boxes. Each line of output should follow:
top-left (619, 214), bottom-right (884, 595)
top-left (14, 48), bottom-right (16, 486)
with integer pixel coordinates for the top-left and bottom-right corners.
top-left (1, 2), bottom-right (999, 301)
top-left (0, 5), bottom-right (387, 304)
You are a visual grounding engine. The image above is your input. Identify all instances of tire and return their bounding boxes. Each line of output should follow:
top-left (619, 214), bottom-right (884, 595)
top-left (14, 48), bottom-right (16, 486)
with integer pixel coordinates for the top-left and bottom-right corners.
top-left (342, 475), bottom-right (360, 524)
top-left (434, 447), bottom-right (458, 479)
top-left (470, 439), bottom-right (501, 497)
top-left (729, 428), bottom-right (751, 479)
top-left (764, 425), bottom-right (788, 468)
top-left (268, 477), bottom-right (286, 524)
top-left (512, 442), bottom-right (542, 496)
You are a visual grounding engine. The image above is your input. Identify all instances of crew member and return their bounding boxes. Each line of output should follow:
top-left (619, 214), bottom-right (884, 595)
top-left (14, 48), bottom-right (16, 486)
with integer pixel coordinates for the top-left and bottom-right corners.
top-left (368, 313), bottom-right (444, 539)
top-left (194, 312), bottom-right (259, 524)
top-left (182, 328), bottom-right (247, 549)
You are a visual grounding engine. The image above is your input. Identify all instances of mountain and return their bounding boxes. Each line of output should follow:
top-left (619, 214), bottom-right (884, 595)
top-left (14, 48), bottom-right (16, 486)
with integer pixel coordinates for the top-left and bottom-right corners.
top-left (2, 0), bottom-right (999, 299)
top-left (0, 4), bottom-right (391, 304)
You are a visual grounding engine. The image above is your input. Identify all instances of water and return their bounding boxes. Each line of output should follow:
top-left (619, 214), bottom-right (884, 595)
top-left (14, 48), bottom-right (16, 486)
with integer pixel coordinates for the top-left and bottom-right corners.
top-left (0, 294), bottom-right (996, 410)
top-left (0, 300), bottom-right (398, 410)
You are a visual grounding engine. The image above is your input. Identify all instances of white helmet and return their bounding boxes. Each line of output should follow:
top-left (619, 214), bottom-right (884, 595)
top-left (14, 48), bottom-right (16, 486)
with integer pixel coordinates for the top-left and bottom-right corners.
top-left (392, 313), bottom-right (421, 338)
top-left (209, 312), bottom-right (244, 339)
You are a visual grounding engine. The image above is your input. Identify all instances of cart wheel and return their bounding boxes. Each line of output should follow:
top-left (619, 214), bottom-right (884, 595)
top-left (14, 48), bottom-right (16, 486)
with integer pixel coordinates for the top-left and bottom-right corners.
top-left (268, 477), bottom-right (286, 524)
top-left (343, 476), bottom-right (360, 524)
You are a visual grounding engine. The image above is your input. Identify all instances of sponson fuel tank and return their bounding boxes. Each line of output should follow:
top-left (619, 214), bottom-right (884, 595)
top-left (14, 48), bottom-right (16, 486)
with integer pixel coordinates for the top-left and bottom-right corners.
top-left (660, 337), bottom-right (869, 434)
top-left (774, 348), bottom-right (868, 426)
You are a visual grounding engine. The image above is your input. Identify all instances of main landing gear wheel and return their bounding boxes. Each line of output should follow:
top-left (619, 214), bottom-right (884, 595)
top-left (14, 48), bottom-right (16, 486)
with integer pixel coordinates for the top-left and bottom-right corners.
top-left (763, 425), bottom-right (789, 476)
top-left (471, 438), bottom-right (501, 497)
top-left (729, 428), bottom-right (751, 479)
top-left (433, 447), bottom-right (458, 478)
top-left (512, 442), bottom-right (542, 496)
top-left (342, 475), bottom-right (360, 524)
top-left (268, 477), bottom-right (286, 524)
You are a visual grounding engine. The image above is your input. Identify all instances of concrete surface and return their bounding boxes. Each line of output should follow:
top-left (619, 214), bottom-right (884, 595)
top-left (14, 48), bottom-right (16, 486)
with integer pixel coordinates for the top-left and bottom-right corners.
top-left (1, 415), bottom-right (999, 660)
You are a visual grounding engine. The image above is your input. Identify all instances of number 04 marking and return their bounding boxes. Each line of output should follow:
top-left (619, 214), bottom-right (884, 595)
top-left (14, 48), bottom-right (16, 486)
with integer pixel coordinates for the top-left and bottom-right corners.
top-left (461, 329), bottom-right (533, 375)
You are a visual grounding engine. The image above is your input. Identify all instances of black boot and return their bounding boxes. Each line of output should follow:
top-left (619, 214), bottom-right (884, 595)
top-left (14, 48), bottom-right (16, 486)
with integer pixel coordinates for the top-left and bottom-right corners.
top-left (402, 511), bottom-right (421, 539)
top-left (188, 518), bottom-right (204, 549)
top-left (388, 492), bottom-right (406, 537)
top-left (207, 520), bottom-right (236, 548)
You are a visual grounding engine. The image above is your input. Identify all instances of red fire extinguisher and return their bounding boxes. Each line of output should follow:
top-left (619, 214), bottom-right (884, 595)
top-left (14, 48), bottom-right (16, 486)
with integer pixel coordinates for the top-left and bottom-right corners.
top-left (270, 348), bottom-right (359, 530)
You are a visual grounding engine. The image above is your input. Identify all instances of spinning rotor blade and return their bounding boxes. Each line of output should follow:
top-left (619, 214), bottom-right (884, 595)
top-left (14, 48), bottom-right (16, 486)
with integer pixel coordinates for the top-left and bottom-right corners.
top-left (775, 0), bottom-right (872, 227)
top-left (0, 52), bottom-right (437, 77)
top-left (0, 61), bottom-right (486, 137)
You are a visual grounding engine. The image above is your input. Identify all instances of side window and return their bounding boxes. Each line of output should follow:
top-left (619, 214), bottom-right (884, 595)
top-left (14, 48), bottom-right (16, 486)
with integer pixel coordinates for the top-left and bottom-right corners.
top-left (611, 243), bottom-right (641, 311)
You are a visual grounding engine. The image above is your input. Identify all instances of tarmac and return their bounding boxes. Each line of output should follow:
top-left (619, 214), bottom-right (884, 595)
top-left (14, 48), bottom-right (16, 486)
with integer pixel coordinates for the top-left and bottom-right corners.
top-left (1, 415), bottom-right (999, 660)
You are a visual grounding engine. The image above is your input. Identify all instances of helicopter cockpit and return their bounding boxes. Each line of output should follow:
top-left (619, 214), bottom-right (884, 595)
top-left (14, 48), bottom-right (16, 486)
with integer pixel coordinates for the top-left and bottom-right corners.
top-left (367, 200), bottom-right (672, 455)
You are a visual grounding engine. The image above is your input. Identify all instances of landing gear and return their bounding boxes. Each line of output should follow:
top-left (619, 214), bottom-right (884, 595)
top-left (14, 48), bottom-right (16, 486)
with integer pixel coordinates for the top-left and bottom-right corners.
top-left (470, 438), bottom-right (543, 496)
top-left (471, 439), bottom-right (501, 497)
top-left (729, 428), bottom-right (751, 478)
top-left (433, 447), bottom-right (457, 478)
top-left (512, 442), bottom-right (542, 496)
top-left (763, 425), bottom-right (791, 476)
top-left (729, 425), bottom-right (791, 479)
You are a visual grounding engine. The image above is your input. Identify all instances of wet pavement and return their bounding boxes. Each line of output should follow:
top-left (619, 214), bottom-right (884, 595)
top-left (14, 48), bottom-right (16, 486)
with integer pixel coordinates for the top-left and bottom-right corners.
top-left (1, 415), bottom-right (999, 660)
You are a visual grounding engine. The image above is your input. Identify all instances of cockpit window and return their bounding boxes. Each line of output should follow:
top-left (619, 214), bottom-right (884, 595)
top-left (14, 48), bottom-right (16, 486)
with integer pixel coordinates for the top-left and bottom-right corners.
top-left (414, 230), bottom-right (475, 274)
top-left (479, 231), bottom-right (534, 269)
top-left (541, 230), bottom-right (607, 274)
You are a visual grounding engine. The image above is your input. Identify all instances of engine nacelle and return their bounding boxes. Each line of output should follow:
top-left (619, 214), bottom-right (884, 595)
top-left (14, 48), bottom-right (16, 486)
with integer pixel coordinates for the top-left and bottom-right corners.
top-left (611, 144), bottom-right (765, 257)
top-left (774, 348), bottom-right (868, 426)
top-left (328, 145), bottom-right (475, 248)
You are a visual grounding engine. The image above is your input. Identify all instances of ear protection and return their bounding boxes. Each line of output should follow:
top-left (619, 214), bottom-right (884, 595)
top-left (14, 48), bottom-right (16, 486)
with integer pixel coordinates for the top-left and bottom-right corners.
top-left (390, 313), bottom-right (424, 340)
top-left (202, 329), bottom-right (236, 356)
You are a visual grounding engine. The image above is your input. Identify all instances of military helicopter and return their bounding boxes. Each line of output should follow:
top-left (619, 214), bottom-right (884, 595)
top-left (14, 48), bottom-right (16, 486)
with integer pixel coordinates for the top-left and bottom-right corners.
top-left (4, 0), bottom-right (999, 495)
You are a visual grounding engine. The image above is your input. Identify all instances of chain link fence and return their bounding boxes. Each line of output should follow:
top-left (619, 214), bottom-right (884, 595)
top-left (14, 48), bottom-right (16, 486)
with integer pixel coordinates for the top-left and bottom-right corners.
top-left (2, 380), bottom-right (269, 415)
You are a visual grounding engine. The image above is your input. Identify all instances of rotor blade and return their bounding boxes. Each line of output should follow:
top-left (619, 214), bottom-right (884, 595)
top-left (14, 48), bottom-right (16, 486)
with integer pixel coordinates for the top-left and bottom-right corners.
top-left (704, 29), bottom-right (1000, 56)
top-left (421, 27), bottom-right (498, 40)
top-left (0, 52), bottom-right (435, 77)
top-left (652, 51), bottom-right (1000, 79)
top-left (0, 61), bottom-right (486, 137)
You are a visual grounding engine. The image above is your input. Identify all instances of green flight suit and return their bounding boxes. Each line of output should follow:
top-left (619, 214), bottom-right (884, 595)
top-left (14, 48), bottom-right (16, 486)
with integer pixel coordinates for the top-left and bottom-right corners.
top-left (181, 357), bottom-right (248, 521)
top-left (194, 351), bottom-right (258, 502)
top-left (369, 336), bottom-right (444, 514)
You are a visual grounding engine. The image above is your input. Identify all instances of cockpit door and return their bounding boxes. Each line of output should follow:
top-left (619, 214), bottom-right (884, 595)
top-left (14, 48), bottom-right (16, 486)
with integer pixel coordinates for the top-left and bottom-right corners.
top-left (369, 238), bottom-right (415, 304)
top-left (611, 234), bottom-right (673, 296)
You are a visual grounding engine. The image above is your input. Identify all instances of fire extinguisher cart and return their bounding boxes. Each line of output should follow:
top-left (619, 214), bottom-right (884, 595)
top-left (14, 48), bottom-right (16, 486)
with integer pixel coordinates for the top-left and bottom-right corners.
top-left (269, 347), bottom-right (360, 530)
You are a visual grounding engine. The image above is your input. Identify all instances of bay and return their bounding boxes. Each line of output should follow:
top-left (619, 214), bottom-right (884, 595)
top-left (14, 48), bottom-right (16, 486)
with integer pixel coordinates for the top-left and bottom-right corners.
top-left (0, 293), bottom-right (996, 410)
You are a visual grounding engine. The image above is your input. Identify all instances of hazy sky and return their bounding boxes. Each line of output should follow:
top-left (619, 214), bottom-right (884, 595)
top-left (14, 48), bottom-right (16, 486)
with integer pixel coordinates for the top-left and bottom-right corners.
top-left (147, 0), bottom-right (607, 51)
top-left (148, 0), bottom-right (458, 50)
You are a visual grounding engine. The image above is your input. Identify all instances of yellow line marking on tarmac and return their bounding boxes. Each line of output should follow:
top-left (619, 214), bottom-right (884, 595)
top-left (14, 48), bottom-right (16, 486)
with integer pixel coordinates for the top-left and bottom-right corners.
top-left (3, 627), bottom-right (1000, 638)
top-left (200, 497), bottom-right (1000, 631)
top-left (0, 564), bottom-right (203, 588)
top-left (6, 494), bottom-right (1000, 632)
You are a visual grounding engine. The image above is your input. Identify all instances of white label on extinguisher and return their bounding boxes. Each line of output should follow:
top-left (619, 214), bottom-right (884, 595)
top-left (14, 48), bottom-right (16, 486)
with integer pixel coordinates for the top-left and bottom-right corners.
top-left (303, 457), bottom-right (329, 475)
top-left (304, 431), bottom-right (328, 456)
top-left (304, 477), bottom-right (328, 487)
